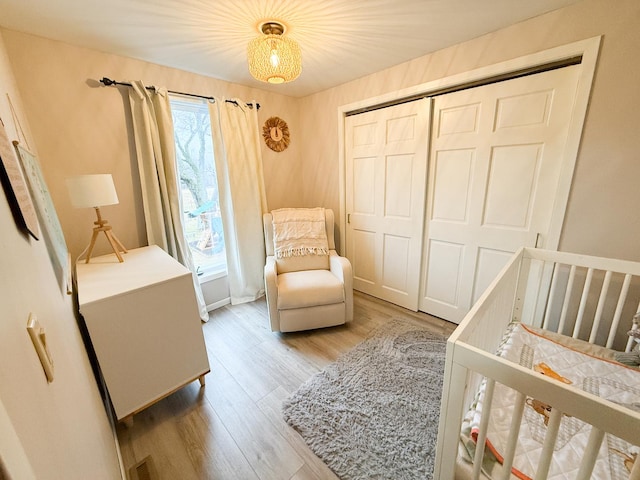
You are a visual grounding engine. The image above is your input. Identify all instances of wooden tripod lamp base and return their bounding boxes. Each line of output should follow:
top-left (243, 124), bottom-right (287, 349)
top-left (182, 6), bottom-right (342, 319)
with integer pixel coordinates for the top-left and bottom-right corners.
top-left (85, 206), bottom-right (128, 263)
top-left (66, 174), bottom-right (127, 263)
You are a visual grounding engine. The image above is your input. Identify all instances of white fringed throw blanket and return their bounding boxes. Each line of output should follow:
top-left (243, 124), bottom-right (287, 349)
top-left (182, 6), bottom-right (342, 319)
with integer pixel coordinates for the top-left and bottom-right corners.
top-left (271, 208), bottom-right (329, 259)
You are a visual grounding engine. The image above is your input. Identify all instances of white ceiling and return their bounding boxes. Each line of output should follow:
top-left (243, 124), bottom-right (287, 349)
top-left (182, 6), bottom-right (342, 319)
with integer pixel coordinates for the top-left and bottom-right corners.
top-left (0, 0), bottom-right (583, 98)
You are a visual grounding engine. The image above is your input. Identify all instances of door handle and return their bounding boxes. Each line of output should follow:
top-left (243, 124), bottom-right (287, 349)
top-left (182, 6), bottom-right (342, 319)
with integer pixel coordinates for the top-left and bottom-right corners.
top-left (535, 233), bottom-right (541, 248)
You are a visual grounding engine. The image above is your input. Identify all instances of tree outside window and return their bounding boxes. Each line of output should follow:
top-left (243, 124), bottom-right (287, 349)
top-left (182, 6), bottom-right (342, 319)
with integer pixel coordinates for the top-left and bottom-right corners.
top-left (170, 97), bottom-right (226, 277)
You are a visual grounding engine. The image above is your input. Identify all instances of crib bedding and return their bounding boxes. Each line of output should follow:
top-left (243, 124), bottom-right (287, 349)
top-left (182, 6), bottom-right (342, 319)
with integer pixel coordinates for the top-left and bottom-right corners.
top-left (459, 323), bottom-right (640, 480)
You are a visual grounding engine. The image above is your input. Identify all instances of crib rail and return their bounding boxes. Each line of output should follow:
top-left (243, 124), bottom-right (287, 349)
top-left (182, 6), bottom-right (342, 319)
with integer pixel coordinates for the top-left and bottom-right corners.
top-left (434, 247), bottom-right (640, 480)
top-left (456, 343), bottom-right (640, 449)
top-left (435, 249), bottom-right (525, 480)
top-left (517, 248), bottom-right (640, 350)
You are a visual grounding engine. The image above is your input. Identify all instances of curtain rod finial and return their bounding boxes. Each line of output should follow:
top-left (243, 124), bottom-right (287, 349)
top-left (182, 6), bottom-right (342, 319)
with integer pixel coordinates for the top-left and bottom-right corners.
top-left (100, 77), bottom-right (116, 86)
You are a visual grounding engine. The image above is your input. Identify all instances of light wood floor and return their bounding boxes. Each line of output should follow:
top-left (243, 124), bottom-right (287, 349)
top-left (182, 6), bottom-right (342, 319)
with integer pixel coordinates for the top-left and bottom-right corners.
top-left (117, 291), bottom-right (457, 480)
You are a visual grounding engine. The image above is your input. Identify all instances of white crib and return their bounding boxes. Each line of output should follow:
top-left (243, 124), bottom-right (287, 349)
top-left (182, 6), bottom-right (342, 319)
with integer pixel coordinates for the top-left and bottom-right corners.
top-left (434, 247), bottom-right (640, 480)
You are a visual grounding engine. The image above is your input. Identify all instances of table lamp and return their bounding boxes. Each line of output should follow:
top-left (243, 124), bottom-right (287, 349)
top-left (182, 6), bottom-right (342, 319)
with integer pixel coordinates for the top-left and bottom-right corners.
top-left (66, 174), bottom-right (127, 263)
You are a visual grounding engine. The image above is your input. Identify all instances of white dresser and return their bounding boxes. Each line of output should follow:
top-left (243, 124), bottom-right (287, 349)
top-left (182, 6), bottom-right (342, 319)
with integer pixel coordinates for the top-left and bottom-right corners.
top-left (76, 245), bottom-right (210, 424)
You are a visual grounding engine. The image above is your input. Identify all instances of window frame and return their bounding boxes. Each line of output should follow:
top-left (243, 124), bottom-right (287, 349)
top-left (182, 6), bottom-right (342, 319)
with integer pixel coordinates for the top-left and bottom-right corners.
top-left (169, 95), bottom-right (227, 280)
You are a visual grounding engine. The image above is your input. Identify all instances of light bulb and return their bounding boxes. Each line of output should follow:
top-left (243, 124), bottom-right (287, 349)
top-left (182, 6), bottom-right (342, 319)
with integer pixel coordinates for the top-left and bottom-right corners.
top-left (270, 49), bottom-right (280, 68)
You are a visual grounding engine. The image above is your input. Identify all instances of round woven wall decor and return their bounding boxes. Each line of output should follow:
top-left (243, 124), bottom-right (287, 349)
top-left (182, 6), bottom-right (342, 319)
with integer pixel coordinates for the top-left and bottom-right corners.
top-left (262, 116), bottom-right (290, 152)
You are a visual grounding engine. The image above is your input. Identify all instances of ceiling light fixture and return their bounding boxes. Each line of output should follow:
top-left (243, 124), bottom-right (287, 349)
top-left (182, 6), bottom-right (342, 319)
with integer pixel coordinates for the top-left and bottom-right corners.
top-left (247, 21), bottom-right (301, 84)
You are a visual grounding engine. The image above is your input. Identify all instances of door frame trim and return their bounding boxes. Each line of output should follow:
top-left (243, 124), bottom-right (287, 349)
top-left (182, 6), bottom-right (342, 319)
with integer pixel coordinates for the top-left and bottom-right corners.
top-left (338, 36), bottom-right (601, 255)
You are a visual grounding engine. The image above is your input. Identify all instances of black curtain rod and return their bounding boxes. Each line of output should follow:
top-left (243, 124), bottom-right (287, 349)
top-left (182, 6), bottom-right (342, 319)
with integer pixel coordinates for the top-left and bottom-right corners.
top-left (99, 77), bottom-right (260, 110)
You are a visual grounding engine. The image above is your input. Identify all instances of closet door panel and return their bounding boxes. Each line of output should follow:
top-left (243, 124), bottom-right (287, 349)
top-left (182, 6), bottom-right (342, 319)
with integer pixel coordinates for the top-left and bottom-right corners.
top-left (420, 65), bottom-right (581, 323)
top-left (346, 98), bottom-right (431, 310)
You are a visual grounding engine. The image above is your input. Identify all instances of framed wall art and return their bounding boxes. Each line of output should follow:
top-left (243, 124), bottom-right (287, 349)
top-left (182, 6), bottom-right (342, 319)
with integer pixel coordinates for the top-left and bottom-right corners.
top-left (13, 141), bottom-right (71, 294)
top-left (0, 120), bottom-right (39, 239)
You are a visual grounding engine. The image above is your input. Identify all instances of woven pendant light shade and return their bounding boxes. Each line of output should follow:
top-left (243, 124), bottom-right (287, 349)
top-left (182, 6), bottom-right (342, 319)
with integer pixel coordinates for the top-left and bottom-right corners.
top-left (248, 22), bottom-right (302, 84)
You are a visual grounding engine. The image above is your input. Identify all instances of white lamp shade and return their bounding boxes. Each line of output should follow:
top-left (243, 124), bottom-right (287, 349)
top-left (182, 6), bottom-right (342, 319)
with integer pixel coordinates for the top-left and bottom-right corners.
top-left (66, 174), bottom-right (119, 208)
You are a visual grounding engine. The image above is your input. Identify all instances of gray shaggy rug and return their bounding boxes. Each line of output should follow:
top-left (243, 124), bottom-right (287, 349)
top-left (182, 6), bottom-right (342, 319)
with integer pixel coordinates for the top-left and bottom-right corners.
top-left (282, 319), bottom-right (448, 480)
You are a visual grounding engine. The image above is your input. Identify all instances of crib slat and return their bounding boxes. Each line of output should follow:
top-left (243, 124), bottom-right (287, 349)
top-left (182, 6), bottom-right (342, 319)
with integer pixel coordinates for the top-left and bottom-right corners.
top-left (472, 378), bottom-right (495, 480)
top-left (606, 273), bottom-right (631, 348)
top-left (533, 407), bottom-right (562, 480)
top-left (589, 270), bottom-right (612, 343)
top-left (499, 392), bottom-right (526, 480)
top-left (575, 426), bottom-right (605, 480)
top-left (573, 268), bottom-right (593, 339)
top-left (542, 263), bottom-right (559, 330)
top-left (557, 265), bottom-right (576, 336)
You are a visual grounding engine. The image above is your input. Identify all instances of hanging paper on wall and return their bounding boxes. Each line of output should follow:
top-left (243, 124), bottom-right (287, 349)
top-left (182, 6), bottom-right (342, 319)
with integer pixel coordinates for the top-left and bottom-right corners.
top-left (0, 119), bottom-right (39, 239)
top-left (13, 140), bottom-right (71, 294)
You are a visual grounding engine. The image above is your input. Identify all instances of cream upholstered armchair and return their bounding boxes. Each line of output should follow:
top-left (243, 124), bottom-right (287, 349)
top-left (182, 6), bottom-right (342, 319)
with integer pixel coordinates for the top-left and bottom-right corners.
top-left (263, 208), bottom-right (353, 332)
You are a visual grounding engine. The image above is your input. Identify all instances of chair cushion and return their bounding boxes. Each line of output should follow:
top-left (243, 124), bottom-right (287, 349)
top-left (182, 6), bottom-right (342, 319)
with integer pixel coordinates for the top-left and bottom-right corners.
top-left (277, 270), bottom-right (345, 310)
top-left (276, 254), bottom-right (329, 274)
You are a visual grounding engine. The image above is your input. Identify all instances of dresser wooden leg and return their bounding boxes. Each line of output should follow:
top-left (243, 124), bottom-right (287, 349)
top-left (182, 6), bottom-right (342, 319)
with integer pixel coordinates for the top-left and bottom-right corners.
top-left (122, 415), bottom-right (134, 428)
top-left (198, 374), bottom-right (206, 387)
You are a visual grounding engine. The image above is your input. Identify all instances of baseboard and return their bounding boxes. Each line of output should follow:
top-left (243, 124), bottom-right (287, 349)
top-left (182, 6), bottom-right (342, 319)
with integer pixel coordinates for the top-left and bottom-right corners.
top-left (102, 380), bottom-right (127, 480)
top-left (206, 297), bottom-right (230, 312)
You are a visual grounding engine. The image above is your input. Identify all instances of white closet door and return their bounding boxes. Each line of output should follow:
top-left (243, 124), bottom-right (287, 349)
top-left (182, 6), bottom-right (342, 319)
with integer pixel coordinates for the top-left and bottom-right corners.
top-left (420, 65), bottom-right (581, 323)
top-left (346, 99), bottom-right (431, 310)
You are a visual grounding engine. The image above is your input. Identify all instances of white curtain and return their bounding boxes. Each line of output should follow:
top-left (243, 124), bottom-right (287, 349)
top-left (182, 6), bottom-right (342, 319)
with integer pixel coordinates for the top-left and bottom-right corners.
top-left (127, 80), bottom-right (209, 322)
top-left (209, 98), bottom-right (267, 304)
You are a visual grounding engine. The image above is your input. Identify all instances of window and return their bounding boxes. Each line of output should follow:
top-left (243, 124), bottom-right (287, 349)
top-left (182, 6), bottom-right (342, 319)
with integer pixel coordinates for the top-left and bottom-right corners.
top-left (170, 96), bottom-right (226, 278)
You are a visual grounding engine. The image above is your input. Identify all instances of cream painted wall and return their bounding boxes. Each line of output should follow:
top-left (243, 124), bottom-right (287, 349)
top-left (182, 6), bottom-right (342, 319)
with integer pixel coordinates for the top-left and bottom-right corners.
top-left (0, 31), bottom-right (121, 479)
top-left (0, 30), bottom-right (304, 261)
top-left (0, 2), bottom-right (636, 474)
top-left (298, 0), bottom-right (640, 262)
top-left (2, 0), bottom-right (638, 266)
